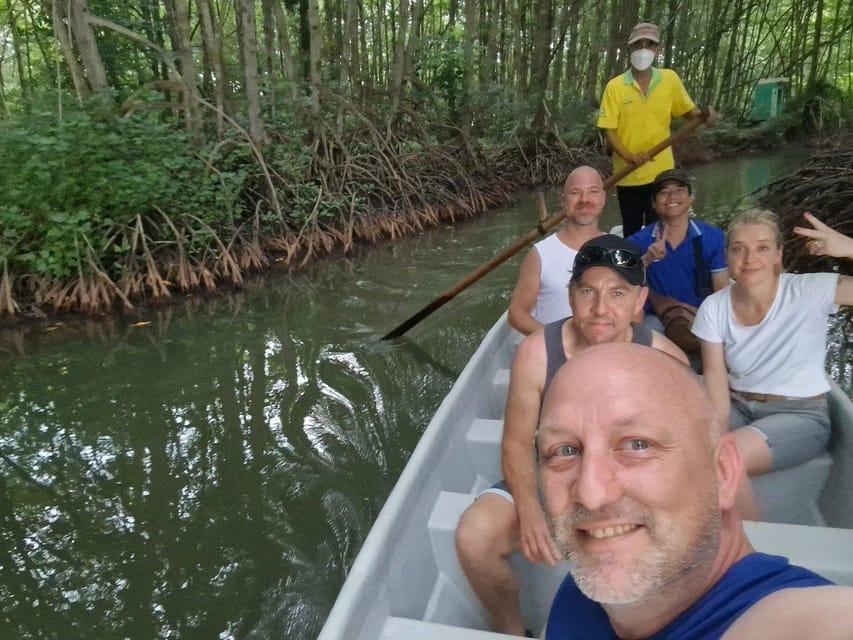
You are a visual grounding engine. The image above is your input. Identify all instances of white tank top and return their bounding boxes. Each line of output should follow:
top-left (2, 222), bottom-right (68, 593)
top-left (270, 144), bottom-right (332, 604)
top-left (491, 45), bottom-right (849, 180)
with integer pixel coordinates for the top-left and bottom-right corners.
top-left (532, 234), bottom-right (577, 324)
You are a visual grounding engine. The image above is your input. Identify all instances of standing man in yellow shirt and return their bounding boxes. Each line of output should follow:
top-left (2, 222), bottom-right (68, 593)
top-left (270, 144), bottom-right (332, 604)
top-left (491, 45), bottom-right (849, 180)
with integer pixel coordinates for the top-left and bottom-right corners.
top-left (598, 22), bottom-right (716, 237)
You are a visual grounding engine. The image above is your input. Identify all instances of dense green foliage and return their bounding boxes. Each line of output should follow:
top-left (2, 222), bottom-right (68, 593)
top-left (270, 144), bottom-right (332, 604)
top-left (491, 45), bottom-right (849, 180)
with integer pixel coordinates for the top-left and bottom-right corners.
top-left (0, 112), bottom-right (246, 280)
top-left (0, 0), bottom-right (850, 315)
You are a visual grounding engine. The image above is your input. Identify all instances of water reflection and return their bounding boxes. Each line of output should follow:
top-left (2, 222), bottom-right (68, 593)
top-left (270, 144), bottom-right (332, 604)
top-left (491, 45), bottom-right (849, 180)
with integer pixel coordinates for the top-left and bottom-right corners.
top-left (0, 257), bottom-right (508, 640)
top-left (2, 150), bottom-right (846, 639)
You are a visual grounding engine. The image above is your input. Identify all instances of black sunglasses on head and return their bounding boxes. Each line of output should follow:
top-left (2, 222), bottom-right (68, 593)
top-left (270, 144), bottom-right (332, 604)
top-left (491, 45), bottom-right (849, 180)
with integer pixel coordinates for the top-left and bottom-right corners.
top-left (576, 246), bottom-right (641, 269)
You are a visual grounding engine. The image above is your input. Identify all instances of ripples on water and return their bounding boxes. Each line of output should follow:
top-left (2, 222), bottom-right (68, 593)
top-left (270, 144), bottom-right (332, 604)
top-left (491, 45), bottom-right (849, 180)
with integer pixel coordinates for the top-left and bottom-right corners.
top-left (0, 152), bottom-right (848, 639)
top-left (0, 218), bottom-right (521, 639)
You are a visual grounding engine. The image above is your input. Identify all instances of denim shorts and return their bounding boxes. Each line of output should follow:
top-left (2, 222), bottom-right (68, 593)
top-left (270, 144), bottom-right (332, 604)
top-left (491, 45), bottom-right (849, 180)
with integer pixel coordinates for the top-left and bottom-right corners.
top-left (729, 392), bottom-right (830, 471)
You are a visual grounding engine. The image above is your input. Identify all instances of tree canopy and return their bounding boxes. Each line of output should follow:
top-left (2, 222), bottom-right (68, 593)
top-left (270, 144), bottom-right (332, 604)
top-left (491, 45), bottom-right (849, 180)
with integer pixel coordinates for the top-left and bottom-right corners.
top-left (0, 0), bottom-right (847, 127)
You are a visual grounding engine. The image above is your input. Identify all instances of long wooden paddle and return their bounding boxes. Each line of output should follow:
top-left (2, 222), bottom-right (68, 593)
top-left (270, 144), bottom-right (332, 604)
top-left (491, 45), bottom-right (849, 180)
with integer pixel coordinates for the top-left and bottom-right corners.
top-left (381, 116), bottom-right (708, 340)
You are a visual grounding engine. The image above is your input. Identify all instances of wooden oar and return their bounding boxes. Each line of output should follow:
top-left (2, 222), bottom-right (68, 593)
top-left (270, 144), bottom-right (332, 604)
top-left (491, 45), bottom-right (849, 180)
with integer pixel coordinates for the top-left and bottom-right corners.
top-left (381, 116), bottom-right (708, 340)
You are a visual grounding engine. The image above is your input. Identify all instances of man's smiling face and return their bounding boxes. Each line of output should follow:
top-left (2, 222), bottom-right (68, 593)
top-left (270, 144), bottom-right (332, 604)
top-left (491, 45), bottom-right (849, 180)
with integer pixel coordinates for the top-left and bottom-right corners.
top-left (538, 345), bottom-right (722, 604)
top-left (653, 180), bottom-right (694, 220)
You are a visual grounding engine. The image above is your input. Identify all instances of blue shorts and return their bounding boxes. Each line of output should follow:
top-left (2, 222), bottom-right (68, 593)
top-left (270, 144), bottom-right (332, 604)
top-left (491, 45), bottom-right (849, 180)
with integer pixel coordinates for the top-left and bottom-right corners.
top-left (729, 393), bottom-right (830, 471)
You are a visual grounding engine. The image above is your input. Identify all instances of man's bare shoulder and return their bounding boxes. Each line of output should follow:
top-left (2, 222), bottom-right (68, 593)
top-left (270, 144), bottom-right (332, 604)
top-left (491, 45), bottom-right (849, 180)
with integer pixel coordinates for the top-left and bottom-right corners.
top-left (513, 328), bottom-right (548, 373)
top-left (504, 326), bottom-right (551, 443)
top-left (507, 325), bottom-right (552, 401)
top-left (507, 249), bottom-right (544, 334)
top-left (518, 245), bottom-right (542, 276)
top-left (723, 585), bottom-right (853, 640)
top-left (649, 328), bottom-right (690, 365)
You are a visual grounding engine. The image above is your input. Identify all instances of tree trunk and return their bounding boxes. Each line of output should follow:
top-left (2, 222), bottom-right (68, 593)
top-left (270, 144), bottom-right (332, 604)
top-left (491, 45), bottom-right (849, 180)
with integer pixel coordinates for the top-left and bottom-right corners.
top-left (21, 0), bottom-right (54, 84)
top-left (236, 0), bottom-right (267, 144)
top-left (513, 0), bottom-right (529, 94)
top-left (497, 0), bottom-right (509, 86)
top-left (197, 0), bottom-right (227, 133)
top-left (0, 51), bottom-right (8, 116)
top-left (406, 0), bottom-right (424, 82)
top-left (806, 0), bottom-right (824, 89)
top-left (552, 0), bottom-right (580, 103)
top-left (481, 0), bottom-right (500, 85)
top-left (297, 0), bottom-right (311, 81)
top-left (261, 0), bottom-right (277, 119)
top-left (138, 0), bottom-right (166, 81)
top-left (50, 0), bottom-right (86, 103)
top-left (604, 0), bottom-right (622, 81)
top-left (663, 0), bottom-right (679, 69)
top-left (460, 0), bottom-right (478, 152)
top-left (8, 0), bottom-right (30, 105)
top-left (529, 0), bottom-right (552, 132)
top-left (372, 0), bottom-right (385, 86)
top-left (68, 0), bottom-right (109, 93)
top-left (715, 0), bottom-right (743, 110)
top-left (271, 1), bottom-right (300, 100)
top-left (357, 0), bottom-right (369, 103)
top-left (387, 0), bottom-right (409, 128)
top-left (584, 0), bottom-right (608, 101)
top-left (163, 0), bottom-right (201, 131)
top-left (336, 0), bottom-right (357, 136)
top-left (307, 0), bottom-right (322, 118)
top-left (342, 0), bottom-right (359, 91)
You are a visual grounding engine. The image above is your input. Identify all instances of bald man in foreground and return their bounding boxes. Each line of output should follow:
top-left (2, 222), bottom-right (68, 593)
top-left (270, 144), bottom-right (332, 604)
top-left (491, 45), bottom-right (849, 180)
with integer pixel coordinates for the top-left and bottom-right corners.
top-left (538, 343), bottom-right (853, 639)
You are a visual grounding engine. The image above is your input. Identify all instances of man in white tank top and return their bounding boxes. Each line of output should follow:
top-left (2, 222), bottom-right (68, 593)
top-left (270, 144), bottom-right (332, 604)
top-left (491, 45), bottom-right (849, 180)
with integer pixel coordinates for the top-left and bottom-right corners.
top-left (508, 166), bottom-right (606, 334)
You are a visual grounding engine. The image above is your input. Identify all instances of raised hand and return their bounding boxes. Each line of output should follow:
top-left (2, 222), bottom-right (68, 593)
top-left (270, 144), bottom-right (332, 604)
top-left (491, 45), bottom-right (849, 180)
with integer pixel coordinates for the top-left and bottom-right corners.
top-left (793, 212), bottom-right (853, 259)
top-left (643, 224), bottom-right (669, 266)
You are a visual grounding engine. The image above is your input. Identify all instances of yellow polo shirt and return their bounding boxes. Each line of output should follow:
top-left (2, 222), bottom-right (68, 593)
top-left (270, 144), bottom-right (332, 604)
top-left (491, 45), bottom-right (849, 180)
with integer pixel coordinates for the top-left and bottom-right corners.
top-left (597, 68), bottom-right (696, 187)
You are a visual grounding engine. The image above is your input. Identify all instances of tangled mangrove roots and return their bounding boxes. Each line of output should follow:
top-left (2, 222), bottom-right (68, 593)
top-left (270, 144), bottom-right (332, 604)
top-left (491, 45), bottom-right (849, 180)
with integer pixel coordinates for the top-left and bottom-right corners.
top-left (490, 133), bottom-right (610, 186)
top-left (268, 133), bottom-right (606, 268)
top-left (760, 136), bottom-right (853, 276)
top-left (3, 211), bottom-right (260, 318)
top-left (0, 123), bottom-right (607, 320)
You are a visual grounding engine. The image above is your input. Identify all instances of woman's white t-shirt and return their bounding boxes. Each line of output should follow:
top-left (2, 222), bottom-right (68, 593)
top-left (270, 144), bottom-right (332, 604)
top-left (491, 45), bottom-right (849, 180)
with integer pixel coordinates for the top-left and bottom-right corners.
top-left (692, 272), bottom-right (839, 397)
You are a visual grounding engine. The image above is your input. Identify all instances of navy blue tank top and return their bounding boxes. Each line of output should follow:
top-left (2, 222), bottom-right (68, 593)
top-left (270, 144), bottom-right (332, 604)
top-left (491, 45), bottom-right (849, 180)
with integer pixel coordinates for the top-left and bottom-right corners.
top-left (543, 319), bottom-right (653, 393)
top-left (545, 552), bottom-right (831, 639)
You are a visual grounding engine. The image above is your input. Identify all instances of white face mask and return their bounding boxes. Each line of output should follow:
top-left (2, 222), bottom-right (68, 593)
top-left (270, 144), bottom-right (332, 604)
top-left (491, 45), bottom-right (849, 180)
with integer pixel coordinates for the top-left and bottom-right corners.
top-left (630, 48), bottom-right (656, 71)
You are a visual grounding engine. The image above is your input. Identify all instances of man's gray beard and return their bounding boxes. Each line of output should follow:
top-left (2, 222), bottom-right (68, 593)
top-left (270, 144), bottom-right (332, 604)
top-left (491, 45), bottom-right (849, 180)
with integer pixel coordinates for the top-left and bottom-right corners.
top-left (549, 496), bottom-right (722, 605)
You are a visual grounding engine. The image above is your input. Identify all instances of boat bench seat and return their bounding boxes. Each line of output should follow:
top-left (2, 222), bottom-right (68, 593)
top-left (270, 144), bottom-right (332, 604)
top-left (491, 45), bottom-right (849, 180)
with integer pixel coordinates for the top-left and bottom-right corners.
top-left (492, 368), bottom-right (510, 406)
top-left (424, 491), bottom-right (491, 629)
top-left (745, 520), bottom-right (853, 585)
top-left (466, 418), bottom-right (503, 484)
top-left (423, 489), bottom-right (853, 639)
top-left (752, 452), bottom-right (832, 525)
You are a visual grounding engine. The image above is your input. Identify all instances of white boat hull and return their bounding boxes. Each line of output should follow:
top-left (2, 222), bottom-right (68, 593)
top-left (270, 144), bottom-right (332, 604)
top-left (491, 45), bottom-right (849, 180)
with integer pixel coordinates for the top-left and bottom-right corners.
top-left (320, 313), bottom-right (853, 639)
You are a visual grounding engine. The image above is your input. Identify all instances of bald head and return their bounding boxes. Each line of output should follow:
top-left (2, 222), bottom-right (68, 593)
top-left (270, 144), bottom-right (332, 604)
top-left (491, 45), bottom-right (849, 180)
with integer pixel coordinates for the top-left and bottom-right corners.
top-left (537, 343), bottom-right (746, 608)
top-left (540, 343), bottom-right (719, 448)
top-left (563, 166), bottom-right (605, 224)
top-left (565, 165), bottom-right (603, 191)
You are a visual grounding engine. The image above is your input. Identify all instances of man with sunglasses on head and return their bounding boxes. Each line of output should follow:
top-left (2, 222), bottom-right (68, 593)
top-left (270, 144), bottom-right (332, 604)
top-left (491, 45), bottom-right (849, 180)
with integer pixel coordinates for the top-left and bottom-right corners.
top-left (455, 235), bottom-right (687, 636)
top-left (598, 22), bottom-right (718, 238)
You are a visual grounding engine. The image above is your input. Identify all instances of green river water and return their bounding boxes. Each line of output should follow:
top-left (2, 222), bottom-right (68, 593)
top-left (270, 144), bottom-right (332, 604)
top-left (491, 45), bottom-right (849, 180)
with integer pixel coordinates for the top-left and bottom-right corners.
top-left (1, 152), bottom-right (847, 639)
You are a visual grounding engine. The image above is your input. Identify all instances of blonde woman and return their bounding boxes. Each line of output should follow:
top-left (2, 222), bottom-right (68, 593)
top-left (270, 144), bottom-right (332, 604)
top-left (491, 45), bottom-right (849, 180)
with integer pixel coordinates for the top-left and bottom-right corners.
top-left (692, 210), bottom-right (853, 478)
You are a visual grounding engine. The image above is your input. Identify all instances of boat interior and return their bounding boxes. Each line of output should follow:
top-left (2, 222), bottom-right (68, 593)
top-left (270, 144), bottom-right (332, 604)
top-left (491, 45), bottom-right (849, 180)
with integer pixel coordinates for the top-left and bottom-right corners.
top-left (320, 315), bottom-right (853, 639)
